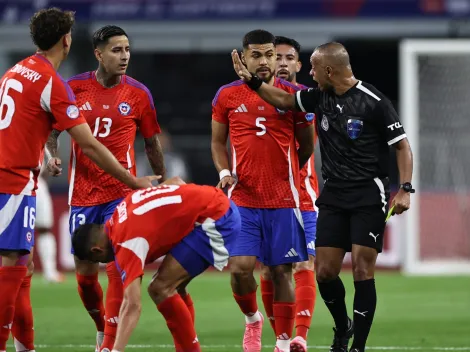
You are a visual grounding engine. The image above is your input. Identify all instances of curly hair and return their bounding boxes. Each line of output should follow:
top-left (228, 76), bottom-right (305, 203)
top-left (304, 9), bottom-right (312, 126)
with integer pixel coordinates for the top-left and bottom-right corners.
top-left (30, 7), bottom-right (75, 51)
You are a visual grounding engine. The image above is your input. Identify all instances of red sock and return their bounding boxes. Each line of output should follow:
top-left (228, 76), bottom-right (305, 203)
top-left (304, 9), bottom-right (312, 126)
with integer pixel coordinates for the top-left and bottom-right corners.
top-left (233, 288), bottom-right (258, 316)
top-left (76, 273), bottom-right (105, 332)
top-left (157, 294), bottom-right (200, 352)
top-left (12, 275), bottom-right (34, 351)
top-left (294, 270), bottom-right (316, 339)
top-left (0, 266), bottom-right (27, 351)
top-left (273, 302), bottom-right (296, 341)
top-left (101, 262), bottom-right (123, 351)
top-left (260, 277), bottom-right (275, 332)
top-left (180, 293), bottom-right (195, 324)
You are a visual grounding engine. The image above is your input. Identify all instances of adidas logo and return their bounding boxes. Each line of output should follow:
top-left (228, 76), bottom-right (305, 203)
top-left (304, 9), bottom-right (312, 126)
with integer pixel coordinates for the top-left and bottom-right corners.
top-left (285, 248), bottom-right (298, 257)
top-left (193, 336), bottom-right (199, 344)
top-left (106, 316), bottom-right (119, 324)
top-left (297, 310), bottom-right (311, 317)
top-left (234, 104), bottom-right (248, 113)
top-left (2, 323), bottom-right (12, 329)
top-left (268, 316), bottom-right (275, 321)
top-left (79, 101), bottom-right (92, 111)
top-left (307, 241), bottom-right (315, 250)
top-left (277, 332), bottom-right (289, 340)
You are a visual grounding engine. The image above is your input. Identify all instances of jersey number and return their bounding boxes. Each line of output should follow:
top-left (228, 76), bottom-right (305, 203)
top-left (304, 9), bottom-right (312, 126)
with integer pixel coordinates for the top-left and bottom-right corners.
top-left (256, 117), bottom-right (266, 136)
top-left (93, 117), bottom-right (112, 138)
top-left (0, 78), bottom-right (23, 130)
top-left (131, 185), bottom-right (182, 215)
top-left (71, 213), bottom-right (86, 233)
top-left (23, 206), bottom-right (35, 229)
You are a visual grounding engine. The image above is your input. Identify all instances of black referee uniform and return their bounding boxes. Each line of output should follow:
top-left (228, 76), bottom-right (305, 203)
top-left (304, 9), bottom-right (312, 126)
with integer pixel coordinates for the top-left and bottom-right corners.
top-left (295, 80), bottom-right (406, 252)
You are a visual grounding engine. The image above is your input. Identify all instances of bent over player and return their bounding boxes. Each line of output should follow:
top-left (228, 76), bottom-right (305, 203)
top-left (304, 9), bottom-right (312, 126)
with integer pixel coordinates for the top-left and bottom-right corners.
top-left (0, 9), bottom-right (156, 352)
top-left (72, 181), bottom-right (240, 352)
top-left (46, 25), bottom-right (165, 351)
top-left (211, 29), bottom-right (315, 352)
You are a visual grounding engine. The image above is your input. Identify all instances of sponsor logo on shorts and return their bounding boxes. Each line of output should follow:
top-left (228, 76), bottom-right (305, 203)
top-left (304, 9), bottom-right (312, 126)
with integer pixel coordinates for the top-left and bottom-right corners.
top-left (26, 232), bottom-right (32, 242)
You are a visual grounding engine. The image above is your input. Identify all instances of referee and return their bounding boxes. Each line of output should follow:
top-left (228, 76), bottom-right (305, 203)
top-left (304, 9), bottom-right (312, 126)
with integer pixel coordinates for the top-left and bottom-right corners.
top-left (232, 42), bottom-right (414, 352)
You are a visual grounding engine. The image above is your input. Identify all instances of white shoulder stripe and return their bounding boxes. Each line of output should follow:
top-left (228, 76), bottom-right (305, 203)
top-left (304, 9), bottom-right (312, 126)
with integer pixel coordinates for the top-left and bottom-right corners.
top-left (356, 81), bottom-right (381, 101)
top-left (40, 77), bottom-right (53, 112)
top-left (296, 90), bottom-right (307, 112)
top-left (119, 237), bottom-right (150, 269)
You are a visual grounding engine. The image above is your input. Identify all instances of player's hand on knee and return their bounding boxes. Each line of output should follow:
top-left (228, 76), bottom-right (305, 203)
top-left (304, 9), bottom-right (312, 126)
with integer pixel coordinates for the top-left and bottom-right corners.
top-left (391, 192), bottom-right (411, 215)
top-left (231, 50), bottom-right (252, 82)
top-left (217, 176), bottom-right (235, 190)
top-left (46, 157), bottom-right (62, 177)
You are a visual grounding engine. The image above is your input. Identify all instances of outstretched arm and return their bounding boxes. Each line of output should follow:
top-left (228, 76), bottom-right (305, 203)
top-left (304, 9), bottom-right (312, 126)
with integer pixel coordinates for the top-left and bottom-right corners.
top-left (112, 278), bottom-right (142, 351)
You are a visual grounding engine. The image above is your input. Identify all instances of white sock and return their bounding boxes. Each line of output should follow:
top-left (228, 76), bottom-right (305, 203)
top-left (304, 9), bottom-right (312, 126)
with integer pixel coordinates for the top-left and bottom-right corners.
top-left (245, 310), bottom-right (261, 324)
top-left (275, 338), bottom-right (290, 351)
top-left (37, 233), bottom-right (58, 278)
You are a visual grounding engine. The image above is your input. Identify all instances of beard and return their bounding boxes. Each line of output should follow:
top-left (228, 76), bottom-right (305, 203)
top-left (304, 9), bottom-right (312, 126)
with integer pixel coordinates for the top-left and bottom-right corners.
top-left (276, 71), bottom-right (295, 82)
top-left (255, 68), bottom-right (274, 83)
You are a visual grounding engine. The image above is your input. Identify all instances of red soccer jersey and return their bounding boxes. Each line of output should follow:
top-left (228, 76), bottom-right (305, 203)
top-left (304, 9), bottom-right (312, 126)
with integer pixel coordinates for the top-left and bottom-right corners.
top-left (106, 184), bottom-right (230, 289)
top-left (212, 78), bottom-right (313, 208)
top-left (64, 72), bottom-right (161, 206)
top-left (0, 54), bottom-right (86, 196)
top-left (296, 83), bottom-right (320, 212)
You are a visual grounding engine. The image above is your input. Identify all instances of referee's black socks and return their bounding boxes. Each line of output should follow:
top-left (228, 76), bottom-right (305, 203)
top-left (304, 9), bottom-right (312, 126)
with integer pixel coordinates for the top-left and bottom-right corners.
top-left (317, 277), bottom-right (349, 332)
top-left (351, 278), bottom-right (377, 350)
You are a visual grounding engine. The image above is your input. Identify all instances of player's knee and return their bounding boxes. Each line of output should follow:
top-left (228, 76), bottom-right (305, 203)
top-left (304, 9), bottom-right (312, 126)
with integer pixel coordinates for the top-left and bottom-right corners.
top-left (26, 260), bottom-right (35, 276)
top-left (148, 277), bottom-right (173, 304)
top-left (352, 263), bottom-right (373, 281)
top-left (229, 257), bottom-right (255, 282)
top-left (316, 265), bottom-right (339, 283)
top-left (293, 258), bottom-right (315, 274)
top-left (260, 264), bottom-right (272, 281)
top-left (270, 264), bottom-right (292, 286)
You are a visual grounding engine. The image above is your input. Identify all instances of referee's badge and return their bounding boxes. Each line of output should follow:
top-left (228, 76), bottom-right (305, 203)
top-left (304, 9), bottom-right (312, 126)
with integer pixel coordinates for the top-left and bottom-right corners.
top-left (321, 114), bottom-right (329, 131)
top-left (347, 119), bottom-right (363, 139)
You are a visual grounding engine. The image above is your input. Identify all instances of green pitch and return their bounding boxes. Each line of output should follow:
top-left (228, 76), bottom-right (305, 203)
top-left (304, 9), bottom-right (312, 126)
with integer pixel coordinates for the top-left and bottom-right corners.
top-left (18, 272), bottom-right (470, 352)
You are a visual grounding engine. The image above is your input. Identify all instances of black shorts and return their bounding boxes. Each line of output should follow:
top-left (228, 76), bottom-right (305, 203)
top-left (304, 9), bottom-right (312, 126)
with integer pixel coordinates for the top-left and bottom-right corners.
top-left (315, 178), bottom-right (390, 253)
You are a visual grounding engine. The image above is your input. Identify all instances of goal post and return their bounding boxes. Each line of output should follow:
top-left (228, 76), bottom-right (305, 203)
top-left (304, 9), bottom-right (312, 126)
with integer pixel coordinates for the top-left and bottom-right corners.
top-left (399, 39), bottom-right (470, 275)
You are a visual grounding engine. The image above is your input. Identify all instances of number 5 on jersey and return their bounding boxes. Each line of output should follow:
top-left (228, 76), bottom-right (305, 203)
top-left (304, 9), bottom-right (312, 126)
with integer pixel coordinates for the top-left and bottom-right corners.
top-left (256, 117), bottom-right (266, 136)
top-left (93, 117), bottom-right (112, 138)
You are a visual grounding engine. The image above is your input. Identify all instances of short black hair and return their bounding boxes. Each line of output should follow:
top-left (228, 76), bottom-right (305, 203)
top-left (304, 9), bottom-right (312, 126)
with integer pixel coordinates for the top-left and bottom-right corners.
top-left (243, 29), bottom-right (275, 49)
top-left (275, 36), bottom-right (301, 55)
top-left (29, 7), bottom-right (75, 51)
top-left (92, 25), bottom-right (128, 49)
top-left (72, 223), bottom-right (99, 261)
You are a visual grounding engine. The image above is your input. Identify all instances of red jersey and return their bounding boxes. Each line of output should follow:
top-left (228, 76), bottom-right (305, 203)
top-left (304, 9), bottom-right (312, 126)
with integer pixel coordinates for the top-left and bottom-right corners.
top-left (212, 78), bottom-right (313, 208)
top-left (106, 184), bottom-right (229, 289)
top-left (64, 72), bottom-right (161, 206)
top-left (0, 54), bottom-right (85, 196)
top-left (296, 83), bottom-right (320, 212)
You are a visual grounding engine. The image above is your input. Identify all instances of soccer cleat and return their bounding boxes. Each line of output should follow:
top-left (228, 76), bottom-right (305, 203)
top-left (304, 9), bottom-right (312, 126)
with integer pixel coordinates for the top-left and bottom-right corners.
top-left (242, 312), bottom-right (264, 352)
top-left (95, 331), bottom-right (104, 352)
top-left (329, 318), bottom-right (354, 352)
top-left (349, 349), bottom-right (363, 352)
top-left (290, 336), bottom-right (308, 352)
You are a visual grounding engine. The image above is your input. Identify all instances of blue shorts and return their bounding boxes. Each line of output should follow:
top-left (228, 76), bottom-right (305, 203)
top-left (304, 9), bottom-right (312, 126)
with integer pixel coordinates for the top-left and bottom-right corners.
top-left (69, 198), bottom-right (123, 254)
top-left (0, 193), bottom-right (36, 253)
top-left (231, 207), bottom-right (308, 266)
top-left (171, 200), bottom-right (240, 277)
top-left (302, 210), bottom-right (317, 257)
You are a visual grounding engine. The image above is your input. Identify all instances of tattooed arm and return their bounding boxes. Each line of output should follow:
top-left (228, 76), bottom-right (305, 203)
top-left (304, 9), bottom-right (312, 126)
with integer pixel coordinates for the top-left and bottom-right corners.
top-left (144, 134), bottom-right (166, 182)
top-left (45, 129), bottom-right (63, 177)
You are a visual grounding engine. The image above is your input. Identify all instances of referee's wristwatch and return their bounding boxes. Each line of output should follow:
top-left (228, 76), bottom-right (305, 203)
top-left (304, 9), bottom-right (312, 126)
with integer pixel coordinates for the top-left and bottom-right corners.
top-left (399, 182), bottom-right (415, 193)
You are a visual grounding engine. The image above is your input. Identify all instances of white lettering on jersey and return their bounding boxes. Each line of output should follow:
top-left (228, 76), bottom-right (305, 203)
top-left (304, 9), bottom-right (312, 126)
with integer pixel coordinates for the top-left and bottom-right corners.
top-left (387, 122), bottom-right (403, 131)
top-left (9, 64), bottom-right (42, 83)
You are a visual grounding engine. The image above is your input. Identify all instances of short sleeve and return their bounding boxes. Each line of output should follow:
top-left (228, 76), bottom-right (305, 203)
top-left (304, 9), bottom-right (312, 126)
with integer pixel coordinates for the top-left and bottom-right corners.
top-left (294, 111), bottom-right (314, 129)
top-left (211, 87), bottom-right (229, 124)
top-left (115, 237), bottom-right (149, 290)
top-left (138, 90), bottom-right (161, 139)
top-left (375, 99), bottom-right (407, 146)
top-left (294, 87), bottom-right (320, 113)
top-left (42, 75), bottom-right (86, 131)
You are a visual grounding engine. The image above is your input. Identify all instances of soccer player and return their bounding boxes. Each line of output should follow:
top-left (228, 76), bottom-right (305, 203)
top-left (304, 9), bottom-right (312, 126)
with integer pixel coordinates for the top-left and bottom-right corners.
top-left (71, 179), bottom-right (240, 352)
top-left (0, 8), bottom-right (157, 352)
top-left (232, 42), bottom-right (414, 352)
top-left (258, 36), bottom-right (319, 352)
top-left (211, 30), bottom-right (315, 352)
top-left (46, 25), bottom-right (165, 351)
top-left (36, 166), bottom-right (65, 283)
